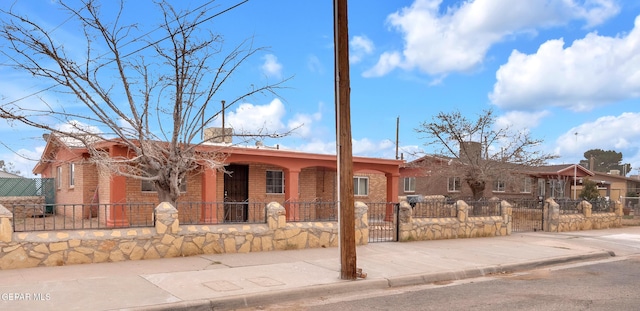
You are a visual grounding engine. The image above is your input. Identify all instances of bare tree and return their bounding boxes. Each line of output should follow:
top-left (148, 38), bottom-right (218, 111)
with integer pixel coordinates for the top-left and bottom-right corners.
top-left (0, 160), bottom-right (21, 176)
top-left (416, 109), bottom-right (557, 199)
top-left (0, 0), bottom-right (289, 205)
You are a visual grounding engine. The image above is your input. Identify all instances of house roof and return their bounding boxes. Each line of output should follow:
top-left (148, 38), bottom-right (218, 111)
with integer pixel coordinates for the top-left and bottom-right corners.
top-left (0, 171), bottom-right (24, 178)
top-left (33, 134), bottom-right (405, 176)
top-left (590, 171), bottom-right (640, 185)
top-left (32, 133), bottom-right (89, 175)
top-left (524, 164), bottom-right (594, 178)
top-left (402, 155), bottom-right (597, 180)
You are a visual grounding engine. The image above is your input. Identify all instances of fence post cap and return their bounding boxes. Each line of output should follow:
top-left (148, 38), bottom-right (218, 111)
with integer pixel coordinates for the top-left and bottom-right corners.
top-left (155, 202), bottom-right (178, 213)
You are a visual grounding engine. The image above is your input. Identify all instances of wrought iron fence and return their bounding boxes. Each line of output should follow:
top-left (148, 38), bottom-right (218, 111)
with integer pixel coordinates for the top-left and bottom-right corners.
top-left (506, 198), bottom-right (543, 209)
top-left (588, 198), bottom-right (612, 213)
top-left (176, 201), bottom-right (267, 225)
top-left (556, 199), bottom-right (583, 214)
top-left (285, 201), bottom-right (337, 222)
top-left (465, 199), bottom-right (503, 217)
top-left (621, 196), bottom-right (640, 216)
top-left (11, 203), bottom-right (155, 232)
top-left (411, 199), bottom-right (457, 218)
top-left (555, 198), bottom-right (612, 214)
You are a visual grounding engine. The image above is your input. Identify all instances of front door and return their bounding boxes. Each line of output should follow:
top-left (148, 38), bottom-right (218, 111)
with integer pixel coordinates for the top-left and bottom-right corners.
top-left (224, 164), bottom-right (249, 222)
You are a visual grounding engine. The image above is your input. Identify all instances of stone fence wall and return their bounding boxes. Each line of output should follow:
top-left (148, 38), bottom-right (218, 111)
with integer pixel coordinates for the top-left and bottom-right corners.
top-left (0, 197), bottom-right (623, 270)
top-left (398, 199), bottom-right (512, 241)
top-left (0, 196), bottom-right (46, 218)
top-left (0, 202), bottom-right (368, 270)
top-left (544, 198), bottom-right (622, 232)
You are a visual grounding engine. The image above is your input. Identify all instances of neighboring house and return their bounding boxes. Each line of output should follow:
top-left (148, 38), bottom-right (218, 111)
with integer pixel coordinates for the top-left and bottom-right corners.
top-left (399, 154), bottom-right (596, 201)
top-left (0, 171), bottom-right (23, 178)
top-left (575, 170), bottom-right (640, 200)
top-left (32, 131), bottom-right (404, 224)
top-left (525, 164), bottom-right (594, 199)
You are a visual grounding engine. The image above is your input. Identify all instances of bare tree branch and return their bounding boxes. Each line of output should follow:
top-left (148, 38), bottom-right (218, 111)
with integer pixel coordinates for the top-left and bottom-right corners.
top-left (416, 108), bottom-right (558, 199)
top-left (0, 0), bottom-right (289, 204)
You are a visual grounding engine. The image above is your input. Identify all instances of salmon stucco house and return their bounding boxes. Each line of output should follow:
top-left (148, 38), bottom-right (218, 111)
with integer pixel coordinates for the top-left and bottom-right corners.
top-left (32, 131), bottom-right (404, 225)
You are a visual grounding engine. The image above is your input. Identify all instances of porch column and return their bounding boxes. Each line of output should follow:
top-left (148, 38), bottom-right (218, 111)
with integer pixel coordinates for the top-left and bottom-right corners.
top-left (284, 169), bottom-right (300, 221)
top-left (385, 173), bottom-right (399, 221)
top-left (200, 167), bottom-right (218, 223)
top-left (107, 145), bottom-right (129, 227)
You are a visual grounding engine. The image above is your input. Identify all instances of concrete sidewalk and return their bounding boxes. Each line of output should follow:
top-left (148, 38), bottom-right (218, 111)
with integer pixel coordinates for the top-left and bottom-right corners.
top-left (1, 227), bottom-right (639, 311)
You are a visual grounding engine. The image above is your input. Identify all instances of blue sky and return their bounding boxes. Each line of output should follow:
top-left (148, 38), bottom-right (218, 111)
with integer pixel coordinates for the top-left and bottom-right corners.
top-left (1, 0), bottom-right (640, 177)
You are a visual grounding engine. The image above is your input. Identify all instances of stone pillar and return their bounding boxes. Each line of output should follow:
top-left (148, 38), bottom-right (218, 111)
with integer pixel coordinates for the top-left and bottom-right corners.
top-left (457, 200), bottom-right (469, 223)
top-left (266, 202), bottom-right (286, 230)
top-left (398, 201), bottom-right (412, 225)
top-left (354, 201), bottom-right (368, 245)
top-left (544, 198), bottom-right (559, 232)
top-left (580, 200), bottom-right (592, 218)
top-left (398, 201), bottom-right (413, 241)
top-left (0, 204), bottom-right (13, 242)
top-left (154, 202), bottom-right (179, 234)
top-left (614, 201), bottom-right (623, 217)
top-left (500, 200), bottom-right (513, 235)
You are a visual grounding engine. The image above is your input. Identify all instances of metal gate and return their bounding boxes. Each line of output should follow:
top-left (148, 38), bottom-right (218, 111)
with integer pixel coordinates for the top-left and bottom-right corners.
top-left (510, 198), bottom-right (544, 232)
top-left (367, 202), bottom-right (399, 243)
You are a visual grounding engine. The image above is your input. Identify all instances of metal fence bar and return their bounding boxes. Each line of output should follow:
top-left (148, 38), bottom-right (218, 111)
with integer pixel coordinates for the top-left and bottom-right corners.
top-left (367, 202), bottom-right (398, 243)
top-left (556, 199), bottom-right (586, 214)
top-left (507, 198), bottom-right (544, 232)
top-left (411, 199), bottom-right (457, 218)
top-left (176, 202), bottom-right (267, 225)
top-left (463, 199), bottom-right (502, 217)
top-left (11, 203), bottom-right (155, 232)
top-left (286, 201), bottom-right (337, 222)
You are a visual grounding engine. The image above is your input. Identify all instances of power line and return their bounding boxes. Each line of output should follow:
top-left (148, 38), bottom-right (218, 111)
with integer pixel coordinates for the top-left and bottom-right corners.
top-left (0, 0), bottom-right (249, 107)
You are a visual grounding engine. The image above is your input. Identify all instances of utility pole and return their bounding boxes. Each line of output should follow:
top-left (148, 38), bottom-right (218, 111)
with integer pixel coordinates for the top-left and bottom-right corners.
top-left (395, 116), bottom-right (399, 160)
top-left (334, 0), bottom-right (357, 280)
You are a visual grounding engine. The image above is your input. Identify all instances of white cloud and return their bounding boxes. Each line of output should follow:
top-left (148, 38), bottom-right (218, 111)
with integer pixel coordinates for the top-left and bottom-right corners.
top-left (297, 138), bottom-right (409, 159)
top-left (553, 112), bottom-right (640, 164)
top-left (223, 98), bottom-right (287, 134)
top-left (365, 0), bottom-right (619, 77)
top-left (350, 35), bottom-right (374, 64)
top-left (495, 110), bottom-right (551, 131)
top-left (220, 98), bottom-right (324, 141)
top-left (0, 145), bottom-right (45, 178)
top-left (353, 138), bottom-right (395, 157)
top-left (307, 55), bottom-right (324, 74)
top-left (298, 140), bottom-right (335, 155)
top-left (287, 111), bottom-right (322, 138)
top-left (491, 17), bottom-right (640, 111)
top-left (261, 54), bottom-right (283, 79)
top-left (56, 120), bottom-right (102, 134)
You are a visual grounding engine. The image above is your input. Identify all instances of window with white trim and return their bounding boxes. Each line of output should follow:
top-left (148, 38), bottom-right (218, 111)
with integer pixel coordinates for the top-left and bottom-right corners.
top-left (448, 177), bottom-right (460, 192)
top-left (493, 179), bottom-right (506, 192)
top-left (522, 177), bottom-right (532, 193)
top-left (68, 163), bottom-right (75, 187)
top-left (404, 177), bottom-right (416, 193)
top-left (56, 166), bottom-right (62, 189)
top-left (266, 170), bottom-right (284, 194)
top-left (353, 176), bottom-right (369, 196)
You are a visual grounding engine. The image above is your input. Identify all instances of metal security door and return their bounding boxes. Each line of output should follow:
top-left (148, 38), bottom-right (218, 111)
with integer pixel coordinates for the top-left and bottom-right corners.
top-left (223, 165), bottom-right (248, 222)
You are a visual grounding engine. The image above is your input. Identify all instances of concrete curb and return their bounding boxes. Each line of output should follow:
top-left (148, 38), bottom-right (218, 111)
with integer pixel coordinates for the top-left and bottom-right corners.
top-left (123, 251), bottom-right (613, 311)
top-left (387, 250), bottom-right (614, 288)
